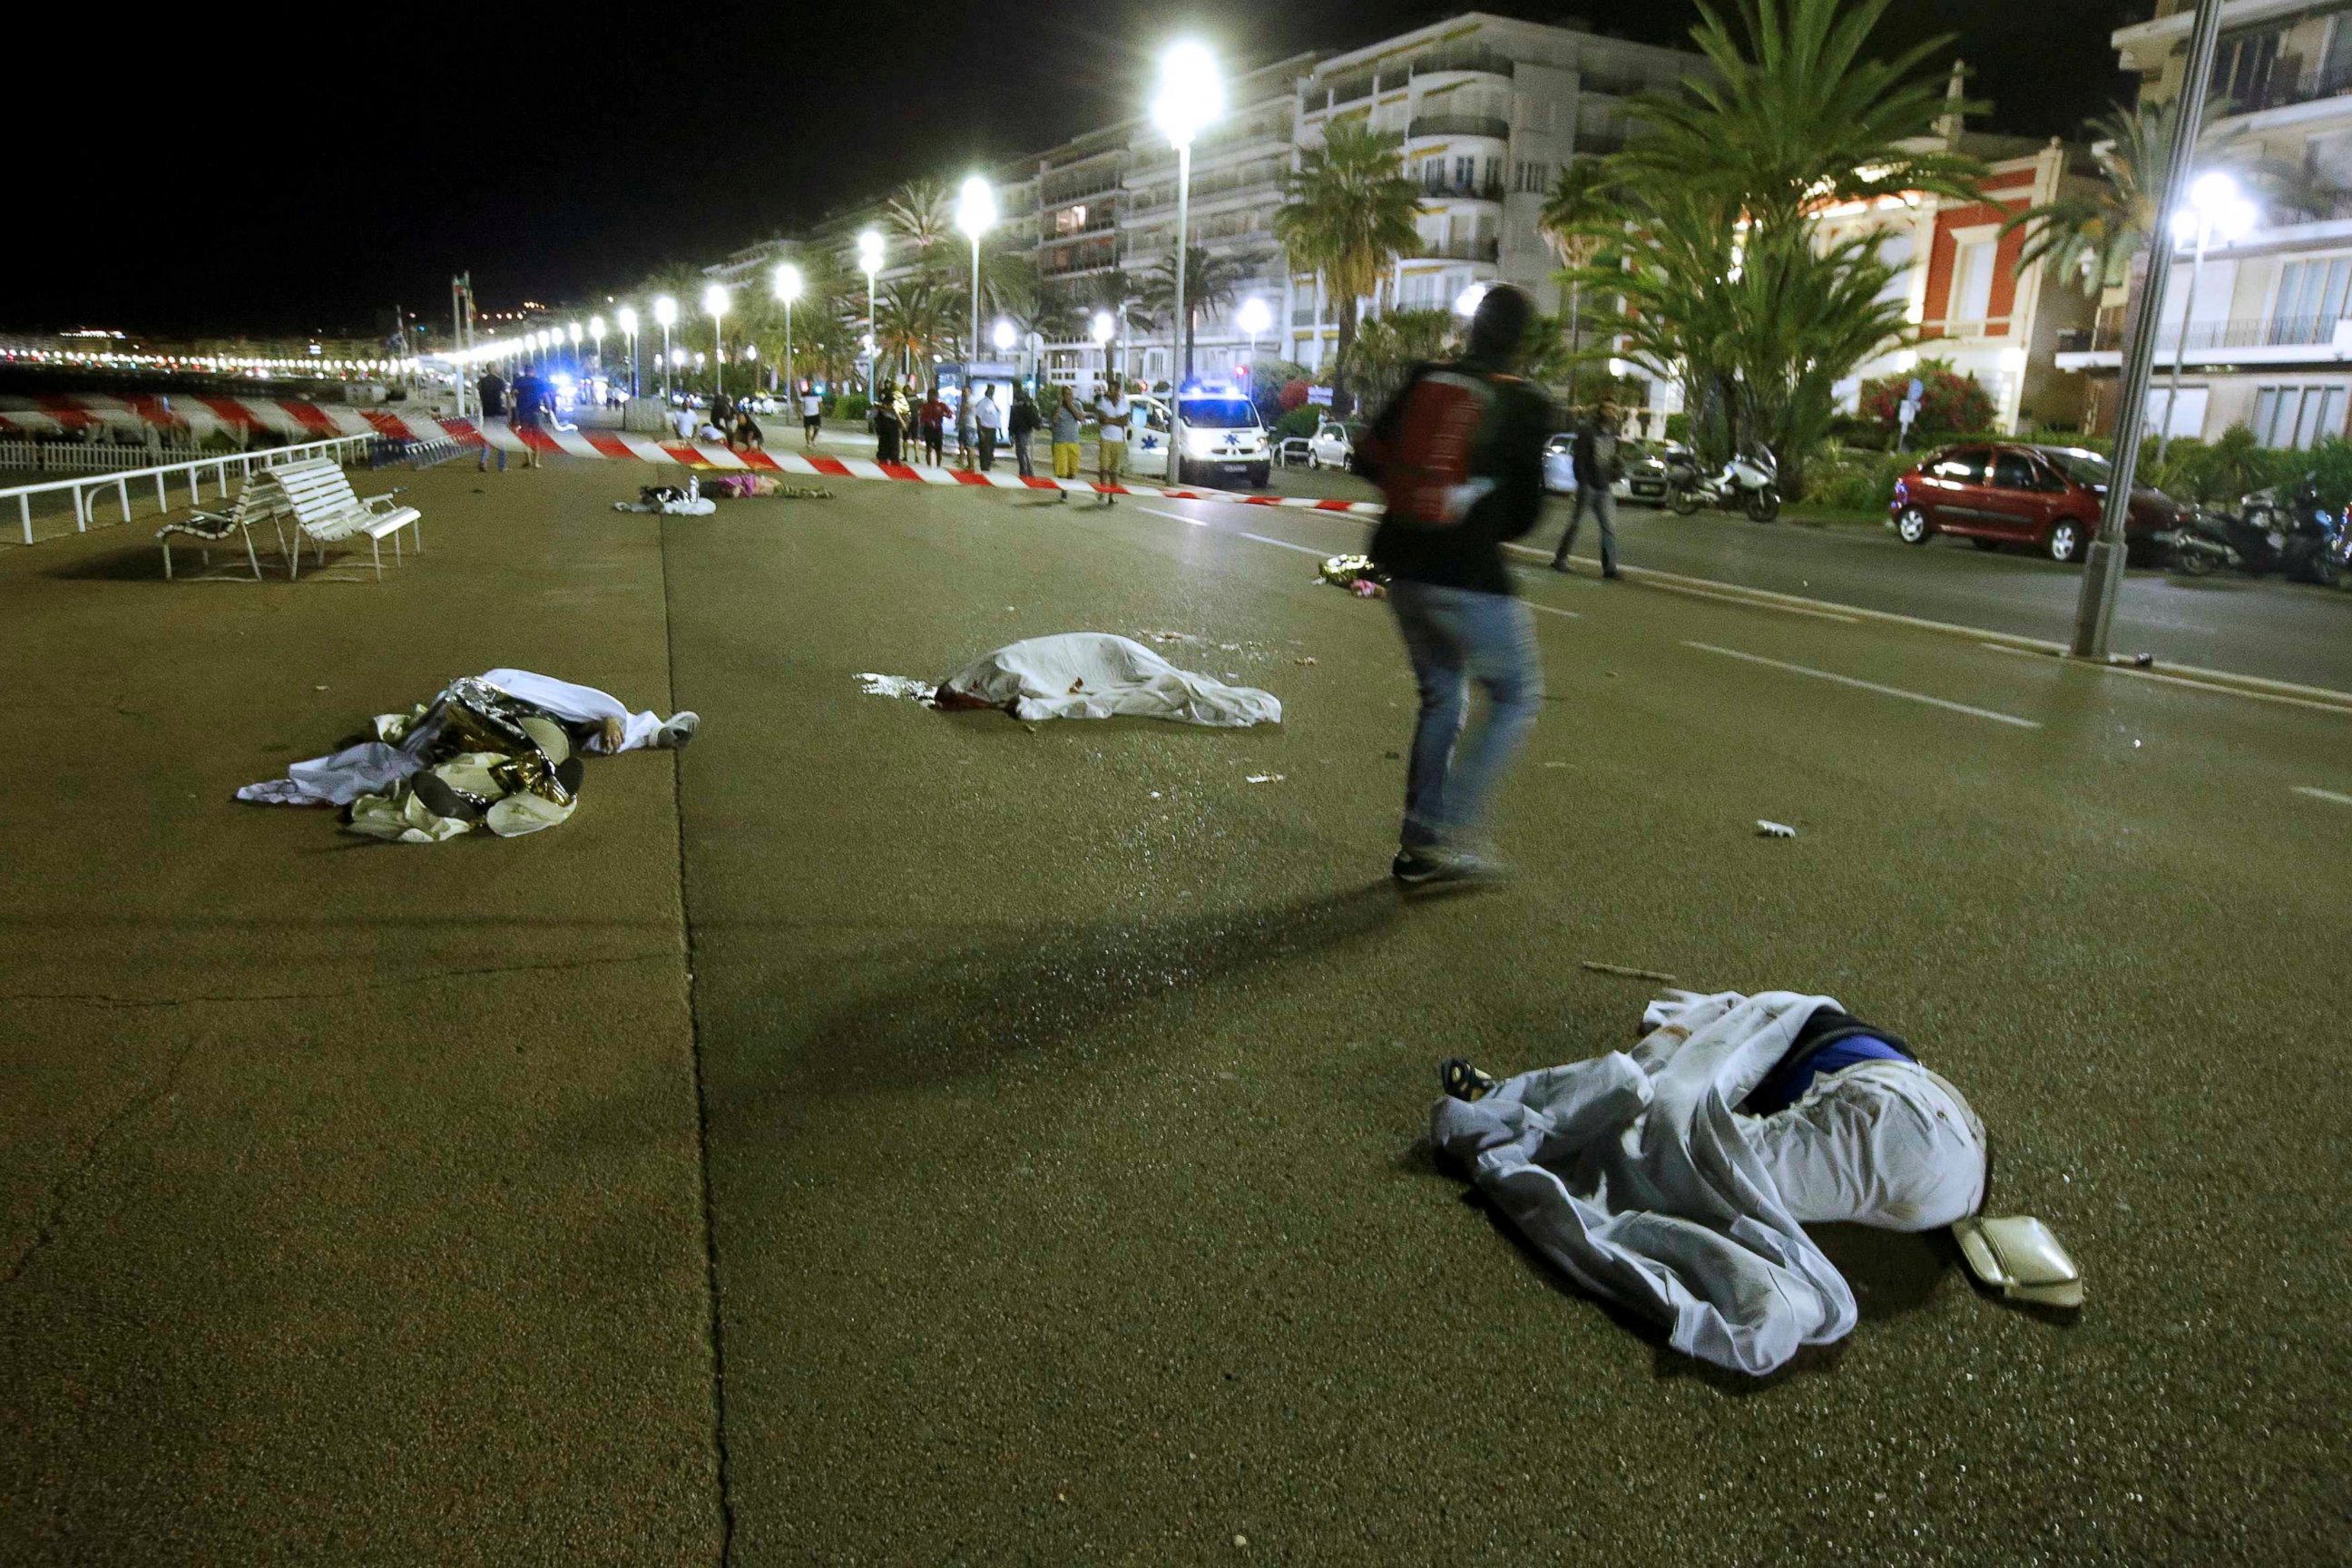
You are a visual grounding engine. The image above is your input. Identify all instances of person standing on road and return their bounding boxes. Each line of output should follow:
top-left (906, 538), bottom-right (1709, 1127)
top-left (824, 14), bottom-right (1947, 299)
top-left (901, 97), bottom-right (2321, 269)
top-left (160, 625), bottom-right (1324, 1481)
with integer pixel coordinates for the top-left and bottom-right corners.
top-left (1050, 387), bottom-right (1083, 502)
top-left (510, 367), bottom-right (545, 469)
top-left (975, 384), bottom-right (1004, 473)
top-left (917, 386), bottom-right (948, 466)
top-left (1552, 399), bottom-right (1623, 580)
top-left (1093, 381), bottom-right (1131, 506)
top-left (1008, 384), bottom-right (1039, 478)
top-left (955, 387), bottom-right (977, 467)
top-left (475, 369), bottom-right (508, 473)
top-left (874, 381), bottom-right (904, 463)
top-left (799, 382), bottom-right (823, 450)
top-left (1357, 283), bottom-right (1553, 890)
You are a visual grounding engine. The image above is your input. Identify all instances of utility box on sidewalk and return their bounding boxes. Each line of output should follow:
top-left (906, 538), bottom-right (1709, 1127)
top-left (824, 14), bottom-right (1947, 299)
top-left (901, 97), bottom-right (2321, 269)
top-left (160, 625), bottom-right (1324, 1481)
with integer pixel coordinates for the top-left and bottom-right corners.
top-left (622, 397), bottom-right (672, 435)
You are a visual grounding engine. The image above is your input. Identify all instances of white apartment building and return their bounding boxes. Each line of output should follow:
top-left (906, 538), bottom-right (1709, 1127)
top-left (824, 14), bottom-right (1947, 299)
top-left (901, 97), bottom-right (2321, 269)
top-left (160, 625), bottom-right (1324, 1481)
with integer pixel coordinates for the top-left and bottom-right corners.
top-left (709, 12), bottom-right (1700, 402)
top-left (2057, 0), bottom-right (2352, 446)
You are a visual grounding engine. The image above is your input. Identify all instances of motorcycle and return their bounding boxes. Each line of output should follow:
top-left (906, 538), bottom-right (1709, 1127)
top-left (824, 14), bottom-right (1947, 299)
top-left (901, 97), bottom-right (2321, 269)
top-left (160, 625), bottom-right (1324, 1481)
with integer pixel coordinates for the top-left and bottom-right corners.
top-left (1664, 447), bottom-right (1780, 522)
top-left (2180, 476), bottom-right (2343, 584)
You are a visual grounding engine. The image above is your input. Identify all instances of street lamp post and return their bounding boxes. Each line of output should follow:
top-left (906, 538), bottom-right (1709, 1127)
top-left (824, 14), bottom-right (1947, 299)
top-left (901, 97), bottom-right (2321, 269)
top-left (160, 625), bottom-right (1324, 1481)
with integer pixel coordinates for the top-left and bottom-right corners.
top-left (1237, 296), bottom-right (1269, 382)
top-left (567, 321), bottom-right (582, 379)
top-left (858, 229), bottom-right (885, 401)
top-left (991, 318), bottom-right (1018, 393)
top-left (589, 315), bottom-right (605, 398)
top-left (653, 296), bottom-right (677, 403)
top-left (773, 261), bottom-right (803, 406)
top-left (703, 283), bottom-right (730, 403)
top-left (1153, 42), bottom-right (1224, 385)
top-left (956, 175), bottom-right (996, 424)
top-left (617, 306), bottom-right (639, 398)
top-left (1092, 310), bottom-right (1116, 387)
top-left (2158, 171), bottom-right (2257, 464)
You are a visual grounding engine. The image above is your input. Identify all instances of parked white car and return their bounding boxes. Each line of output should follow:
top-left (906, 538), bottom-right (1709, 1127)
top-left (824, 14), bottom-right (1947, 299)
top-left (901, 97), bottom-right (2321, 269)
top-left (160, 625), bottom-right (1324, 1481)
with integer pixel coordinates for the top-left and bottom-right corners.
top-left (1307, 418), bottom-right (1365, 471)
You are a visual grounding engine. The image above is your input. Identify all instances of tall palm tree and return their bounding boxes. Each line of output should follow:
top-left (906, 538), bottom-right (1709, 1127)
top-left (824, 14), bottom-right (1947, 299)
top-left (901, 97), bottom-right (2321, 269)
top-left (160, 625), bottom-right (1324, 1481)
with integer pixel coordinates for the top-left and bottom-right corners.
top-left (1136, 245), bottom-right (1261, 368)
top-left (1273, 120), bottom-right (1424, 415)
top-left (877, 276), bottom-right (956, 386)
top-left (1539, 159), bottom-right (1620, 401)
top-left (884, 180), bottom-right (955, 274)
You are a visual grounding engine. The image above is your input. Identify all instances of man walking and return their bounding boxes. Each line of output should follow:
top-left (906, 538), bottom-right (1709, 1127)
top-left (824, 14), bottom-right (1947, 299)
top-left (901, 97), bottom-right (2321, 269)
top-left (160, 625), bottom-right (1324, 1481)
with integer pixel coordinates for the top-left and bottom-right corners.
top-left (917, 386), bottom-right (948, 467)
top-left (1552, 399), bottom-right (1622, 579)
top-left (475, 368), bottom-right (507, 473)
top-left (1008, 384), bottom-right (1038, 479)
top-left (1050, 386), bottom-right (1083, 502)
top-left (974, 384), bottom-right (1003, 473)
top-left (1093, 381), bottom-right (1130, 505)
top-left (510, 366), bottom-right (545, 470)
top-left (799, 382), bottom-right (823, 450)
top-left (1356, 283), bottom-right (1553, 890)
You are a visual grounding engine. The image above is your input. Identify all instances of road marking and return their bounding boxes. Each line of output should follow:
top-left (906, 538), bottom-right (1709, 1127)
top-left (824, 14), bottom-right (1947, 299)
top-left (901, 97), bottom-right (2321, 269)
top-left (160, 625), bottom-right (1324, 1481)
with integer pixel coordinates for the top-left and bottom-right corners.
top-left (2293, 785), bottom-right (2352, 807)
top-left (1237, 531), bottom-right (1331, 556)
top-left (1137, 505), bottom-right (1209, 527)
top-left (1530, 603), bottom-right (1582, 620)
top-left (1978, 642), bottom-right (2352, 719)
top-left (1683, 641), bottom-right (2042, 729)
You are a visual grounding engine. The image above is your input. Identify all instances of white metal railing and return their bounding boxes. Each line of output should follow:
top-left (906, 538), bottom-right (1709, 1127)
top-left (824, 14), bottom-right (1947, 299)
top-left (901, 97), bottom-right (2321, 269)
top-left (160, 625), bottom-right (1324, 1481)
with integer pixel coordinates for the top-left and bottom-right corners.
top-left (0, 437), bottom-right (207, 475)
top-left (2, 433), bottom-right (377, 545)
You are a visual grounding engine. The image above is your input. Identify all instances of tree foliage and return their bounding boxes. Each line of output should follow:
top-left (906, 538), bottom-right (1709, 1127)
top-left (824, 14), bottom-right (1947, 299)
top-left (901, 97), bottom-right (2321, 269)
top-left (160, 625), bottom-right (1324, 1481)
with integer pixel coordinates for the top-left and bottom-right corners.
top-left (1273, 121), bottom-right (1425, 416)
top-left (1857, 359), bottom-right (1994, 439)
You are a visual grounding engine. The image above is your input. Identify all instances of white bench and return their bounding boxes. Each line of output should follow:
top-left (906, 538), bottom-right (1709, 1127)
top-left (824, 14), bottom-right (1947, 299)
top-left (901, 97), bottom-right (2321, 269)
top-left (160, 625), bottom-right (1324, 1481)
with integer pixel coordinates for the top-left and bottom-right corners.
top-left (270, 457), bottom-right (422, 581)
top-left (156, 472), bottom-right (284, 581)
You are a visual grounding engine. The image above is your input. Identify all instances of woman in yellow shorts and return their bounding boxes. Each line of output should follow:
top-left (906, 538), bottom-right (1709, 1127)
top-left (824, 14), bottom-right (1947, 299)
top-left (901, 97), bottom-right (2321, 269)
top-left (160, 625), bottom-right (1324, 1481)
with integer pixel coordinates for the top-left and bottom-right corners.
top-left (1050, 386), bottom-right (1084, 502)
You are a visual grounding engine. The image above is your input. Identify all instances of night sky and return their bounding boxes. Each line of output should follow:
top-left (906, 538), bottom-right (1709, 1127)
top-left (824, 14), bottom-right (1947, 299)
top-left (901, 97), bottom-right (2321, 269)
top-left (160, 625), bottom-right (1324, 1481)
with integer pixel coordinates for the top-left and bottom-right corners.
top-left (8, 1), bottom-right (2138, 338)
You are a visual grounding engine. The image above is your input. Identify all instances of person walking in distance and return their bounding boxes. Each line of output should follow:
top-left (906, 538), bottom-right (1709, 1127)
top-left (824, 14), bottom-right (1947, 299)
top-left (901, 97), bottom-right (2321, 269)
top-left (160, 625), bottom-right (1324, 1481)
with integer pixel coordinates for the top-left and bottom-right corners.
top-left (1093, 380), bottom-right (1131, 506)
top-left (1355, 283), bottom-right (1553, 891)
top-left (1552, 398), bottom-right (1623, 579)
top-left (873, 380), bottom-right (904, 463)
top-left (1008, 384), bottom-right (1039, 479)
top-left (974, 383), bottom-right (1004, 473)
top-left (510, 366), bottom-right (545, 469)
top-left (917, 386), bottom-right (948, 467)
top-left (956, 387), bottom-right (977, 468)
top-left (475, 368), bottom-right (508, 473)
top-left (1050, 386), bottom-right (1083, 502)
top-left (799, 381), bottom-right (823, 450)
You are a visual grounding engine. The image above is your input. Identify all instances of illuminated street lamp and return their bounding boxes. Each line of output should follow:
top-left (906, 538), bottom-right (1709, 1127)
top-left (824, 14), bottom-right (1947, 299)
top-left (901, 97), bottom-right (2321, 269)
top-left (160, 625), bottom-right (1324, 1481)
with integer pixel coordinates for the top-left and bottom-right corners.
top-left (653, 295), bottom-right (678, 401)
top-left (1237, 295), bottom-right (1270, 379)
top-left (991, 316), bottom-right (1018, 389)
top-left (956, 175), bottom-right (996, 407)
top-left (566, 320), bottom-right (582, 373)
top-left (773, 261), bottom-right (804, 399)
top-left (1092, 309), bottom-right (1116, 386)
top-left (1153, 41), bottom-right (1224, 382)
top-left (703, 282), bottom-right (730, 400)
top-left (858, 228), bottom-right (885, 399)
top-left (615, 306), bottom-right (638, 396)
top-left (1453, 281), bottom-right (1491, 318)
top-left (2158, 170), bottom-right (2259, 461)
top-left (588, 316), bottom-right (605, 389)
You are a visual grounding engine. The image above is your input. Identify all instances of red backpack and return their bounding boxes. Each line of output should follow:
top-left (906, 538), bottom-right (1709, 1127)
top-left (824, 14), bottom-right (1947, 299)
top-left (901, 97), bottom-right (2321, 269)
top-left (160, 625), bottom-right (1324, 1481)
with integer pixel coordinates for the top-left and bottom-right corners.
top-left (1367, 369), bottom-right (1498, 527)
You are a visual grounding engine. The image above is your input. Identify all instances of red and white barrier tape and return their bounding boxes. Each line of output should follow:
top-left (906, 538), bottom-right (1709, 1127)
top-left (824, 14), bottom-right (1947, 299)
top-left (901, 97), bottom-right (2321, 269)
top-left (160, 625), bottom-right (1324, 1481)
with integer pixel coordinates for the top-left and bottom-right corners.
top-left (0, 394), bottom-right (1387, 515)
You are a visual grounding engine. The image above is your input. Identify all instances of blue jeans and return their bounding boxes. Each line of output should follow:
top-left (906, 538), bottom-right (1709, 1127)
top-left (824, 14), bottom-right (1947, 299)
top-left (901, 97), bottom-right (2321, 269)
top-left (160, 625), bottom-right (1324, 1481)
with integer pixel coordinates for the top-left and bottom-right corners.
top-left (1555, 482), bottom-right (1616, 573)
top-left (1388, 579), bottom-right (1544, 849)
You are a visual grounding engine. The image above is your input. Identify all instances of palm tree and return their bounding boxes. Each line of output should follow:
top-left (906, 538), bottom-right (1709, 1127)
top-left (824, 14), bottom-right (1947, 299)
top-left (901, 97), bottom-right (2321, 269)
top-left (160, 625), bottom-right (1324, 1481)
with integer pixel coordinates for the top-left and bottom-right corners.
top-left (1136, 245), bottom-right (1261, 368)
top-left (884, 180), bottom-right (955, 273)
top-left (877, 276), bottom-right (956, 386)
top-left (1273, 120), bottom-right (1424, 415)
top-left (1539, 159), bottom-right (1620, 401)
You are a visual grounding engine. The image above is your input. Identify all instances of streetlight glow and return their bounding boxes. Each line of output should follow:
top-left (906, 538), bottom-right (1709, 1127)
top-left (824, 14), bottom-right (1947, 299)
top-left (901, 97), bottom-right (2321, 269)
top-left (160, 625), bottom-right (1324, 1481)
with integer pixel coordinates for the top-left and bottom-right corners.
top-left (702, 283), bottom-right (729, 320)
top-left (772, 263), bottom-right (803, 305)
top-left (1092, 312), bottom-right (1114, 345)
top-left (1237, 297), bottom-right (1271, 337)
top-left (857, 229), bottom-right (885, 275)
top-left (652, 296), bottom-right (677, 328)
top-left (1152, 40), bottom-right (1225, 149)
top-left (1454, 282), bottom-right (1492, 318)
top-left (956, 175), bottom-right (997, 240)
top-left (616, 306), bottom-right (637, 335)
top-left (991, 318), bottom-right (1016, 352)
top-left (857, 230), bottom-right (885, 400)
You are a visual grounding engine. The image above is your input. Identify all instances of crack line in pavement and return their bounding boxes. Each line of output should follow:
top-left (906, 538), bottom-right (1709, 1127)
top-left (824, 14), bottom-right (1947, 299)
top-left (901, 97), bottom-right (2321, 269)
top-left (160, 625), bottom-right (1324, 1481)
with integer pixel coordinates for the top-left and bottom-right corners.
top-left (4, 1033), bottom-right (203, 1290)
top-left (659, 512), bottom-right (738, 1565)
top-left (0, 953), bottom-right (673, 1010)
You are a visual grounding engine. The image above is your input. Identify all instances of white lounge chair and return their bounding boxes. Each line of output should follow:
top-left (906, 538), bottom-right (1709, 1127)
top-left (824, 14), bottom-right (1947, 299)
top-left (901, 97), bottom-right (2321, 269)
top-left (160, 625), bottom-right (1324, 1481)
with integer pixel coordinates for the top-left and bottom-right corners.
top-left (155, 472), bottom-right (284, 581)
top-left (270, 456), bottom-right (423, 581)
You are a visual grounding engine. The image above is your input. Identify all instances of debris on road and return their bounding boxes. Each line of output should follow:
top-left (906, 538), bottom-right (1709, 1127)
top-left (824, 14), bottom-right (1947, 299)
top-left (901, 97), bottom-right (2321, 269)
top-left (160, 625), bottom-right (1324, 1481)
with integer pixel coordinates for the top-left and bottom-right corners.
top-left (858, 673), bottom-right (937, 703)
top-left (239, 670), bottom-right (696, 843)
top-left (1756, 819), bottom-right (1798, 838)
top-left (1581, 960), bottom-right (1679, 983)
top-left (1953, 1215), bottom-right (2085, 1309)
top-left (1245, 774), bottom-right (1285, 784)
top-left (1294, 656), bottom-right (1318, 666)
top-left (612, 476), bottom-right (715, 514)
top-left (1319, 554), bottom-right (1389, 597)
top-left (933, 633), bottom-right (1282, 727)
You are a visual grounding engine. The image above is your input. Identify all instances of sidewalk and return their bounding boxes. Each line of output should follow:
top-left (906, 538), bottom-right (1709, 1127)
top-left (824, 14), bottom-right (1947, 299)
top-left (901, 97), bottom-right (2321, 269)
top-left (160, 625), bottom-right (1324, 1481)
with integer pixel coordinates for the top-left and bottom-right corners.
top-left (0, 461), bottom-right (720, 1563)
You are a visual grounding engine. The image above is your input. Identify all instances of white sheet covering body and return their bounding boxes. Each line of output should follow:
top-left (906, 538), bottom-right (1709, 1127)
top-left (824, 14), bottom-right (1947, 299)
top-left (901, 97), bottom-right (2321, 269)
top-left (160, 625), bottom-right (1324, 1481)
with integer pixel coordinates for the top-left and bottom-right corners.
top-left (1429, 990), bottom-right (1986, 1377)
top-left (236, 669), bottom-right (667, 808)
top-left (936, 633), bottom-right (1281, 727)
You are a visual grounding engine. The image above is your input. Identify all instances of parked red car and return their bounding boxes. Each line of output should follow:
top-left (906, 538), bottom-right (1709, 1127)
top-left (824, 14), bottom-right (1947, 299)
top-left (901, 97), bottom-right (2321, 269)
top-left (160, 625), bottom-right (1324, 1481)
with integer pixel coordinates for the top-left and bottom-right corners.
top-left (1889, 443), bottom-right (2190, 564)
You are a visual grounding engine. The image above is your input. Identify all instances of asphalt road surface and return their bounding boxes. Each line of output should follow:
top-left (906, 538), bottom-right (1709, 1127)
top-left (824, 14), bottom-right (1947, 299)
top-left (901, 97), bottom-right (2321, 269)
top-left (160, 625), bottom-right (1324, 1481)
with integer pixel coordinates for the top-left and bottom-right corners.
top-left (5, 456), bottom-right (2346, 1563)
top-left (1267, 466), bottom-right (2352, 696)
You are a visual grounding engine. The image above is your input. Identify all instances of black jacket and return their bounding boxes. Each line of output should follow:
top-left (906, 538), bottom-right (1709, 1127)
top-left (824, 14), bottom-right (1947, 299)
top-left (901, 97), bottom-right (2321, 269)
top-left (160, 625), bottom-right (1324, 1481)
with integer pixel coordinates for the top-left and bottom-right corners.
top-left (1573, 419), bottom-right (1622, 486)
top-left (1009, 397), bottom-right (1039, 436)
top-left (1360, 360), bottom-right (1553, 594)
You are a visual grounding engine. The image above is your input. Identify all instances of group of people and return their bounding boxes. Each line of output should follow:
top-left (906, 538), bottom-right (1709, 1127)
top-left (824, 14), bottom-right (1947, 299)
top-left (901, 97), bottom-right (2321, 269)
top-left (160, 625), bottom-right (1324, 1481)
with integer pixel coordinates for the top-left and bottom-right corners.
top-left (661, 385), bottom-right (828, 454)
top-left (474, 368), bottom-right (558, 471)
top-left (865, 378), bottom-right (1139, 505)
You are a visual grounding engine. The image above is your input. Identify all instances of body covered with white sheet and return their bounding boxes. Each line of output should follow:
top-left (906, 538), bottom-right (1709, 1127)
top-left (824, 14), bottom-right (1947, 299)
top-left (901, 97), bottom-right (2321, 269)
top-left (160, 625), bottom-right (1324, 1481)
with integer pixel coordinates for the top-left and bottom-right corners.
top-left (1430, 990), bottom-right (1985, 1377)
top-left (936, 633), bottom-right (1280, 727)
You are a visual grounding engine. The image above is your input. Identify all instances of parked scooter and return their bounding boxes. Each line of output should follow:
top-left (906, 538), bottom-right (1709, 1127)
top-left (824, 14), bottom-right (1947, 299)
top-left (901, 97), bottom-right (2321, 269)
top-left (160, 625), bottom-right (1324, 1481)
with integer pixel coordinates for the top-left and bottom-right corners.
top-left (1664, 446), bottom-right (1781, 521)
top-left (2171, 477), bottom-right (2341, 583)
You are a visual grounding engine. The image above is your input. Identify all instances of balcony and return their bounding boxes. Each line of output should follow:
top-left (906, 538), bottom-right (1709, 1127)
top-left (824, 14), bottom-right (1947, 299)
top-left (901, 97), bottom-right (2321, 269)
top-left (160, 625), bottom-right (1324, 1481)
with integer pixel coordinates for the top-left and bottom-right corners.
top-left (1415, 238), bottom-right (1500, 263)
top-left (1043, 175), bottom-right (1123, 208)
top-left (1419, 175), bottom-right (1504, 202)
top-left (2088, 309), bottom-right (2352, 353)
top-left (2222, 54), bottom-right (2352, 119)
top-left (1408, 113), bottom-right (1510, 142)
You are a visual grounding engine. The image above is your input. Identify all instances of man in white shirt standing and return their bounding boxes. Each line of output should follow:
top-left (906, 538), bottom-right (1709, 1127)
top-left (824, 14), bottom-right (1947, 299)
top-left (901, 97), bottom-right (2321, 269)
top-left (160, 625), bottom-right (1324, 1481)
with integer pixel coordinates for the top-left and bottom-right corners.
top-left (974, 384), bottom-right (1004, 473)
top-left (799, 382), bottom-right (823, 451)
top-left (1093, 381), bottom-right (1131, 506)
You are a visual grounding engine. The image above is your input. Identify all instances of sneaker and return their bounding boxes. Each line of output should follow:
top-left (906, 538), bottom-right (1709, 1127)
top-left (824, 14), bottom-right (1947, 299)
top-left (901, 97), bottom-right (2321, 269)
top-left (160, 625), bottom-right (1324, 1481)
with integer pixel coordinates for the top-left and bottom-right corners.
top-left (1439, 1058), bottom-right (1498, 1102)
top-left (1602, 568), bottom-right (1622, 580)
top-left (654, 711), bottom-right (701, 750)
top-left (1550, 557), bottom-right (1573, 573)
top-left (1391, 845), bottom-right (1511, 893)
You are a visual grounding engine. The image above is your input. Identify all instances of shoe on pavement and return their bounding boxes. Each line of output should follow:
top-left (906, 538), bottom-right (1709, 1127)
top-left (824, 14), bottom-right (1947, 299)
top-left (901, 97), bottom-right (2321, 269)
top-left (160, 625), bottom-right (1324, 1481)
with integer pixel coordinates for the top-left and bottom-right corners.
top-left (1439, 1057), bottom-right (1499, 1102)
top-left (655, 711), bottom-right (701, 750)
top-left (1391, 845), bottom-right (1511, 893)
top-left (1550, 556), bottom-right (1573, 573)
top-left (1602, 568), bottom-right (1622, 580)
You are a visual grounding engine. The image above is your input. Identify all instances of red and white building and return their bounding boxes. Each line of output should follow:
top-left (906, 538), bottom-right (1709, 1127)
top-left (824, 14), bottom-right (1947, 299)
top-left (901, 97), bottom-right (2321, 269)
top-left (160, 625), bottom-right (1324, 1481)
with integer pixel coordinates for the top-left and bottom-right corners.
top-left (1817, 130), bottom-right (2104, 434)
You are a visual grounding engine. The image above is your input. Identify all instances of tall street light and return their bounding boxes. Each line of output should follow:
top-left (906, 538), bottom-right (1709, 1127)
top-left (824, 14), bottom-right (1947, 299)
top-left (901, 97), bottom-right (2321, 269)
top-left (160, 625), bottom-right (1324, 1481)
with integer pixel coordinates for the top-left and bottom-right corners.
top-left (956, 175), bottom-right (996, 411)
top-left (773, 261), bottom-right (804, 401)
top-left (1093, 309), bottom-right (1116, 387)
top-left (567, 320), bottom-right (583, 376)
top-left (1237, 295), bottom-right (1269, 381)
top-left (703, 282), bottom-right (730, 402)
top-left (2158, 170), bottom-right (2258, 463)
top-left (588, 315), bottom-right (606, 394)
top-left (992, 318), bottom-right (1018, 390)
top-left (1153, 41), bottom-right (1225, 385)
top-left (616, 306), bottom-right (639, 397)
top-left (653, 296), bottom-right (678, 402)
top-left (858, 229), bottom-right (885, 400)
